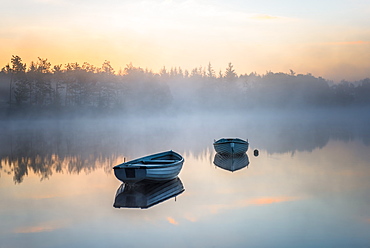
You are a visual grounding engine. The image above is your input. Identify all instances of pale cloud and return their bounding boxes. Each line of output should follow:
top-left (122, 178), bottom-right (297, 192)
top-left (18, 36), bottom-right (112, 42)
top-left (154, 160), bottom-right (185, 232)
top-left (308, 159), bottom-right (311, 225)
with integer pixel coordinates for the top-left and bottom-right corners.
top-left (324, 40), bottom-right (370, 45)
top-left (98, 0), bottom-right (292, 35)
top-left (32, 0), bottom-right (61, 4)
top-left (14, 226), bottom-right (54, 233)
top-left (204, 196), bottom-right (299, 215)
top-left (244, 196), bottom-right (298, 205)
top-left (167, 217), bottom-right (179, 225)
top-left (184, 215), bottom-right (198, 222)
top-left (250, 14), bottom-right (279, 20)
top-left (207, 204), bottom-right (230, 214)
top-left (23, 194), bottom-right (60, 199)
top-left (13, 220), bottom-right (67, 233)
top-left (107, 196), bottom-right (299, 228)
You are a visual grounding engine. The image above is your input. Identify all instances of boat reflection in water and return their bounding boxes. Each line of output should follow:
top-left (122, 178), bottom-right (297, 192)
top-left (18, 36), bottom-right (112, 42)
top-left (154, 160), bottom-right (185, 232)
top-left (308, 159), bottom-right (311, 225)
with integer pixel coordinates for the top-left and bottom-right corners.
top-left (213, 152), bottom-right (250, 172)
top-left (113, 177), bottom-right (184, 209)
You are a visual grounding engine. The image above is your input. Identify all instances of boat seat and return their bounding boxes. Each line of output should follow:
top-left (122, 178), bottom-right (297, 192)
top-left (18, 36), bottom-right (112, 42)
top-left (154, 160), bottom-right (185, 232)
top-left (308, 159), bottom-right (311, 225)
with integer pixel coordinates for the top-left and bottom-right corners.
top-left (141, 159), bottom-right (177, 164)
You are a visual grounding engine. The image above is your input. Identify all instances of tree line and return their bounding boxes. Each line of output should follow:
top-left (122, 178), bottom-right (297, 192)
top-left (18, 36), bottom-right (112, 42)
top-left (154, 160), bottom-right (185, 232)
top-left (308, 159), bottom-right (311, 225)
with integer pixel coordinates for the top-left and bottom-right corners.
top-left (0, 56), bottom-right (171, 116)
top-left (1, 55), bottom-right (370, 117)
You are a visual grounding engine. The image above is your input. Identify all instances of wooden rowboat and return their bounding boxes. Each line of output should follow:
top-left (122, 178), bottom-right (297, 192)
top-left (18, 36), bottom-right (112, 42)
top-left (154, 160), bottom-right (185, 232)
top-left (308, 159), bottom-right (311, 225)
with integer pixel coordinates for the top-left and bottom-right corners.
top-left (213, 138), bottom-right (249, 155)
top-left (113, 150), bottom-right (184, 184)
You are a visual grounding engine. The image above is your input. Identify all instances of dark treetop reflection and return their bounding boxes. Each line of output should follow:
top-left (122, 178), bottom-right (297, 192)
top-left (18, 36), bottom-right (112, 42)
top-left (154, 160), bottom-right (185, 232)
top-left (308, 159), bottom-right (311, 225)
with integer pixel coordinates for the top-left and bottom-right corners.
top-left (1, 111), bottom-right (370, 183)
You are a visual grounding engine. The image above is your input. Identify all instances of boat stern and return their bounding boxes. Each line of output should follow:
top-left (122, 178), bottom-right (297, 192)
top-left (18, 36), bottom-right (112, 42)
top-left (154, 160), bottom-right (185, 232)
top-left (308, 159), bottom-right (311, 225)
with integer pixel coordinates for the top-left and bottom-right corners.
top-left (113, 166), bottom-right (147, 184)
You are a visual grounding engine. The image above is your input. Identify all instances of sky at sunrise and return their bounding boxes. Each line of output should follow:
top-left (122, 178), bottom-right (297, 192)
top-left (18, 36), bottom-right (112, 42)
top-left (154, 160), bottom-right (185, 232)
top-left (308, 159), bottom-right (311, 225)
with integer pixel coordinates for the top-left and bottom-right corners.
top-left (1, 0), bottom-right (370, 81)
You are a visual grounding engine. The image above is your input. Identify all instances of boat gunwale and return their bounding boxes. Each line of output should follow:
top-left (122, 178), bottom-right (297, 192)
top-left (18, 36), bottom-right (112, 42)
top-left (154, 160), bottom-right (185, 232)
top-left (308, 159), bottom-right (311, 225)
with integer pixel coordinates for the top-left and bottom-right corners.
top-left (213, 139), bottom-right (249, 145)
top-left (113, 150), bottom-right (184, 170)
top-left (113, 160), bottom-right (184, 170)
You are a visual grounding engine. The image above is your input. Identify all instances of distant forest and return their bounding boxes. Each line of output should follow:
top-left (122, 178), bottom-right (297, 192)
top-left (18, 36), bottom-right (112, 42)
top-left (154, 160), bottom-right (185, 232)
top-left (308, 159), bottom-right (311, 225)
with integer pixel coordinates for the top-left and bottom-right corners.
top-left (1, 55), bottom-right (370, 117)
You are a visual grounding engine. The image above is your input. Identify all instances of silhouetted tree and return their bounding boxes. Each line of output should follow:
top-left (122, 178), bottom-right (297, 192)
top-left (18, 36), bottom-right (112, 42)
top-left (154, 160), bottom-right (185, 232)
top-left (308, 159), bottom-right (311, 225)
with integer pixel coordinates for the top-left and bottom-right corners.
top-left (354, 78), bottom-right (370, 105)
top-left (332, 81), bottom-right (355, 106)
top-left (36, 57), bottom-right (51, 74)
top-left (82, 62), bottom-right (96, 73)
top-left (218, 70), bottom-right (223, 79)
top-left (31, 58), bottom-right (53, 106)
top-left (101, 60), bottom-right (114, 74)
top-left (178, 67), bottom-right (184, 78)
top-left (207, 62), bottom-right (215, 78)
top-left (224, 62), bottom-right (237, 82)
top-left (11, 55), bottom-right (27, 73)
top-left (52, 64), bottom-right (64, 108)
top-left (190, 67), bottom-right (201, 78)
top-left (159, 66), bottom-right (169, 78)
top-left (14, 78), bottom-right (30, 105)
top-left (11, 56), bottom-right (28, 106)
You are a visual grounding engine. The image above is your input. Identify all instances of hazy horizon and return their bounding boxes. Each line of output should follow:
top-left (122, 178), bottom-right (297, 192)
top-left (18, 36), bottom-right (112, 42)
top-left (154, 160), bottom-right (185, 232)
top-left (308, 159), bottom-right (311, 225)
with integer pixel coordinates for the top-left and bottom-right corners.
top-left (1, 56), bottom-right (370, 83)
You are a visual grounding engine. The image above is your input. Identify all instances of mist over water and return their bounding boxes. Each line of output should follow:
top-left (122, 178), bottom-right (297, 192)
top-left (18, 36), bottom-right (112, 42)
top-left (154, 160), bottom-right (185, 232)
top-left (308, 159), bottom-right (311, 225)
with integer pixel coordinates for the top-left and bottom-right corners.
top-left (1, 109), bottom-right (369, 183)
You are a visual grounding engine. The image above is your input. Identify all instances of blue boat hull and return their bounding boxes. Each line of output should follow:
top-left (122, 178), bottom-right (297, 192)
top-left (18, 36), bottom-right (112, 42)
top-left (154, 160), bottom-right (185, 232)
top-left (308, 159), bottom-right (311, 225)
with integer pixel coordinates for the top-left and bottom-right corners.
top-left (113, 151), bottom-right (184, 184)
top-left (213, 138), bottom-right (249, 155)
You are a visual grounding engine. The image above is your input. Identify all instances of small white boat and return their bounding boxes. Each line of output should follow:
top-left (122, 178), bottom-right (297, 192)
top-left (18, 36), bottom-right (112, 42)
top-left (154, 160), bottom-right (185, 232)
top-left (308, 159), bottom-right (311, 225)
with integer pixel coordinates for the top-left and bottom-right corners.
top-left (213, 153), bottom-right (249, 172)
top-left (113, 177), bottom-right (184, 209)
top-left (213, 138), bottom-right (249, 155)
top-left (113, 150), bottom-right (184, 184)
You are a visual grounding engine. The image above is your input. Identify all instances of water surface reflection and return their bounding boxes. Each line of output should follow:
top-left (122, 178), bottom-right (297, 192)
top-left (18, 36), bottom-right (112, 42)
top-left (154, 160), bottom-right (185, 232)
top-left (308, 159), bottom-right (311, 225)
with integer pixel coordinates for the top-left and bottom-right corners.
top-left (113, 177), bottom-right (184, 209)
top-left (1, 114), bottom-right (370, 183)
top-left (213, 153), bottom-right (249, 172)
top-left (0, 126), bottom-right (369, 247)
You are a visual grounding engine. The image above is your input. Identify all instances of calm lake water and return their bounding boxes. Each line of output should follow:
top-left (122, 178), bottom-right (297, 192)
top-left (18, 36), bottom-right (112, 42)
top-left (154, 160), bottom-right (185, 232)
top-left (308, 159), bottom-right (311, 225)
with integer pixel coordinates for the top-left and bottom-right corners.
top-left (1, 111), bottom-right (370, 248)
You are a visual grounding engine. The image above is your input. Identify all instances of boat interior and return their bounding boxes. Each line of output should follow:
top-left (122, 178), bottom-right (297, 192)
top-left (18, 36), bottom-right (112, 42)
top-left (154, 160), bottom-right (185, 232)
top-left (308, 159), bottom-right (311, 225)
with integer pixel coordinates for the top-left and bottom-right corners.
top-left (140, 153), bottom-right (180, 164)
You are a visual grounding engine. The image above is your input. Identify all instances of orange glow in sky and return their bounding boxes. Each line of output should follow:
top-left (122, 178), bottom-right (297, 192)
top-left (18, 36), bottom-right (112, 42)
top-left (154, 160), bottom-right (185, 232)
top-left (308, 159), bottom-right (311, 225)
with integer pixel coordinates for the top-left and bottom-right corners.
top-left (1, 0), bottom-right (370, 81)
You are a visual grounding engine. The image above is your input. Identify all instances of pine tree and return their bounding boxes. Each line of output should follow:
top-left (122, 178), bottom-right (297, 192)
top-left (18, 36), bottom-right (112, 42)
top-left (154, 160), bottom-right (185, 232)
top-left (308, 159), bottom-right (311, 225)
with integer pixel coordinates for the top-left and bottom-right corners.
top-left (224, 62), bottom-right (237, 82)
top-left (207, 62), bottom-right (215, 78)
